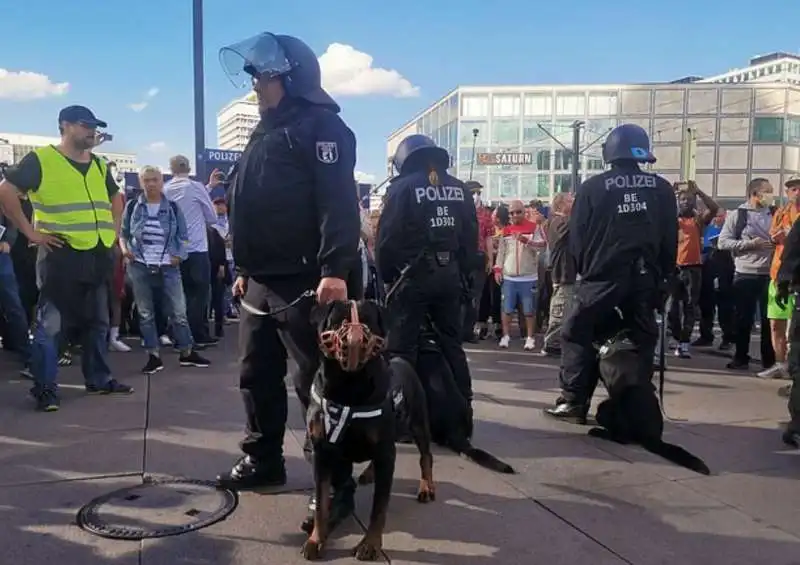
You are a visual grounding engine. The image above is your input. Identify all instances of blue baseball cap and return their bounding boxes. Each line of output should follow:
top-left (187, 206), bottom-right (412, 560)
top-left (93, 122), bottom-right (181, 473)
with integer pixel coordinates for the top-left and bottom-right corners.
top-left (58, 105), bottom-right (107, 129)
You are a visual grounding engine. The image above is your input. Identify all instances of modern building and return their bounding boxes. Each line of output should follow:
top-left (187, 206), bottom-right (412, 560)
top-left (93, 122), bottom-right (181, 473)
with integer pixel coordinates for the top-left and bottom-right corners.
top-left (699, 52), bottom-right (800, 85)
top-left (217, 93), bottom-right (259, 151)
top-left (386, 53), bottom-right (800, 204)
top-left (0, 132), bottom-right (138, 173)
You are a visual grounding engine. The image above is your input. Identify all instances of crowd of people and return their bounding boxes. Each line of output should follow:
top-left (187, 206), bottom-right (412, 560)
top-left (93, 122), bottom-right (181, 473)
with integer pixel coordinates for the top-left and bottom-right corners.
top-left (0, 107), bottom-right (239, 411)
top-left (0, 124), bottom-right (798, 415)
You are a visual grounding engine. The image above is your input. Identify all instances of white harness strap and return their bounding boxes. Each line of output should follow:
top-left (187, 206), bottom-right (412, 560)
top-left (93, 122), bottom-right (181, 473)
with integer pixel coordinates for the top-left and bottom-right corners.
top-left (311, 383), bottom-right (384, 444)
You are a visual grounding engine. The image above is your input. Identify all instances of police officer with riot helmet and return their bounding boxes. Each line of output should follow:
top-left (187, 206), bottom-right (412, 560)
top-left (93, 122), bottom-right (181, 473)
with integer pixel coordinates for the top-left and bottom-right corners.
top-left (375, 134), bottom-right (479, 432)
top-left (544, 124), bottom-right (677, 422)
top-left (215, 32), bottom-right (362, 532)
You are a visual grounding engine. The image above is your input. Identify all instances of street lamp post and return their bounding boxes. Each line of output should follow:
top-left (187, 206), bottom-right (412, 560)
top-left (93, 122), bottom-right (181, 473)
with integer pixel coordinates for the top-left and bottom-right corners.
top-left (192, 0), bottom-right (206, 182)
top-left (468, 128), bottom-right (479, 180)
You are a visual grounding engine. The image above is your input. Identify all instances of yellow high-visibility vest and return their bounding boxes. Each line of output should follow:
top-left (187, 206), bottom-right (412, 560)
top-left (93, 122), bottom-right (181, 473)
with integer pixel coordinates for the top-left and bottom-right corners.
top-left (30, 145), bottom-right (116, 250)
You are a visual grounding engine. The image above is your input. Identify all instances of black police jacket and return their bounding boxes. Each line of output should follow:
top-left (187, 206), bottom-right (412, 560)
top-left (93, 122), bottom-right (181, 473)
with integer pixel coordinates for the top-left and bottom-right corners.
top-left (229, 98), bottom-right (360, 281)
top-left (570, 164), bottom-right (677, 282)
top-left (778, 215), bottom-right (800, 287)
top-left (375, 169), bottom-right (478, 282)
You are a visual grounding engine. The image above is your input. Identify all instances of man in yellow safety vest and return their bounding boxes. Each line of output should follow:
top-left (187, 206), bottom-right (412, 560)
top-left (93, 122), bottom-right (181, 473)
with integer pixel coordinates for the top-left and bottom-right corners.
top-left (0, 105), bottom-right (133, 411)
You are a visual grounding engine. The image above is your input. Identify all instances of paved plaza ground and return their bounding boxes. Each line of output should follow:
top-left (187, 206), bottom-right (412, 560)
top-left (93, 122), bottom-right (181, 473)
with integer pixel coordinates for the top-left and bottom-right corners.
top-left (1, 334), bottom-right (799, 564)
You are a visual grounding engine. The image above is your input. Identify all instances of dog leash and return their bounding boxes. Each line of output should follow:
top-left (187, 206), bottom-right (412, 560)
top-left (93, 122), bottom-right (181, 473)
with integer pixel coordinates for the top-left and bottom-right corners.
top-left (383, 264), bottom-right (413, 305)
top-left (240, 289), bottom-right (316, 317)
top-left (656, 305), bottom-right (685, 422)
top-left (382, 250), bottom-right (426, 306)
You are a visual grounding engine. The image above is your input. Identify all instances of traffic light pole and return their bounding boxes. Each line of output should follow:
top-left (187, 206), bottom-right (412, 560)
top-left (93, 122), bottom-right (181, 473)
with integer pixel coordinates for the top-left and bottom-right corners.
top-left (537, 121), bottom-right (593, 193)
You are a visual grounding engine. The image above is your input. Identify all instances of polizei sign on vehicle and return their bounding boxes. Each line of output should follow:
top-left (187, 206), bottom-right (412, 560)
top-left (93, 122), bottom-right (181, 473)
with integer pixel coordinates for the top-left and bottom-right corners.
top-left (477, 152), bottom-right (534, 166)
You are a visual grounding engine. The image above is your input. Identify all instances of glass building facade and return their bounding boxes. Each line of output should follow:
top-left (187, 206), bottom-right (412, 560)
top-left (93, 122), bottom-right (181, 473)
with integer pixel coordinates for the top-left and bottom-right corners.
top-left (386, 84), bottom-right (800, 204)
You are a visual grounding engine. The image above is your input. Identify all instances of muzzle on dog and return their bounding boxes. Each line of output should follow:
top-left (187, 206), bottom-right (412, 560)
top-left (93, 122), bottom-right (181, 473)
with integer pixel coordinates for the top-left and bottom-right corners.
top-left (319, 301), bottom-right (385, 372)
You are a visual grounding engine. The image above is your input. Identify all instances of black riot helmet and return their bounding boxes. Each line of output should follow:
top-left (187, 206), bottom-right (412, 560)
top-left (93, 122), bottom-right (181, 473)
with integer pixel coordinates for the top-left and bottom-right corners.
top-left (392, 134), bottom-right (450, 176)
top-left (219, 33), bottom-right (339, 111)
top-left (601, 124), bottom-right (656, 165)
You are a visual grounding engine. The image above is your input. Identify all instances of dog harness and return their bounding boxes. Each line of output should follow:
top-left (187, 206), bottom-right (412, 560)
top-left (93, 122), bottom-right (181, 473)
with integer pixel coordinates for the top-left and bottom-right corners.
top-left (310, 383), bottom-right (385, 444)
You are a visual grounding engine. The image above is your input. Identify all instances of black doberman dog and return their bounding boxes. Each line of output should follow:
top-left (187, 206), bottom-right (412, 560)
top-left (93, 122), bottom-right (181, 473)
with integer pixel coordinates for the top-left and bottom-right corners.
top-left (301, 299), bottom-right (435, 561)
top-left (416, 323), bottom-right (515, 474)
top-left (588, 332), bottom-right (711, 476)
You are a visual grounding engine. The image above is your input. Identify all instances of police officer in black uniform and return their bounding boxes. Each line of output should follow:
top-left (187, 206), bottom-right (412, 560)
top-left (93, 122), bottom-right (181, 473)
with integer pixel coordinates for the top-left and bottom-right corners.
top-left (215, 32), bottom-right (362, 531)
top-left (375, 134), bottom-right (479, 431)
top-left (775, 217), bottom-right (800, 446)
top-left (543, 124), bottom-right (677, 422)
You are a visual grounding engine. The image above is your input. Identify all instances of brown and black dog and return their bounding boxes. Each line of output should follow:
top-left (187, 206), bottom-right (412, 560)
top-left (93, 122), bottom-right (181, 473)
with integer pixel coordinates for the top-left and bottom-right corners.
top-left (301, 299), bottom-right (435, 561)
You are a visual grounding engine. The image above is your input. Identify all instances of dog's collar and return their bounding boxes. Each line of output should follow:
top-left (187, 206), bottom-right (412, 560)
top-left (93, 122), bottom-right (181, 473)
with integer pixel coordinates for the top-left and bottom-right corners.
top-left (310, 383), bottom-right (384, 444)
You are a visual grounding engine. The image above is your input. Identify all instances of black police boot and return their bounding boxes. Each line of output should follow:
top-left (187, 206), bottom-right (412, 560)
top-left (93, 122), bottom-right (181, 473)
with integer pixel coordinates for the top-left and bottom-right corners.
top-left (300, 477), bottom-right (357, 534)
top-left (543, 398), bottom-right (589, 425)
top-left (216, 456), bottom-right (287, 490)
top-left (782, 426), bottom-right (800, 448)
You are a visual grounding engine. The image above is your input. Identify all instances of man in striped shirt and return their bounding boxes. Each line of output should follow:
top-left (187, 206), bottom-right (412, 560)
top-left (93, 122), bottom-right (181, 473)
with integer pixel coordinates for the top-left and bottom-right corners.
top-left (120, 166), bottom-right (210, 374)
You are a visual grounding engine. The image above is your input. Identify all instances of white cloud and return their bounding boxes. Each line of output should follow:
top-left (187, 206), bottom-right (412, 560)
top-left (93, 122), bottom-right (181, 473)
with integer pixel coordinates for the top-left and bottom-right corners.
top-left (128, 86), bottom-right (160, 112)
top-left (355, 171), bottom-right (377, 184)
top-left (145, 141), bottom-right (167, 151)
top-left (0, 68), bottom-right (69, 100)
top-left (319, 43), bottom-right (419, 98)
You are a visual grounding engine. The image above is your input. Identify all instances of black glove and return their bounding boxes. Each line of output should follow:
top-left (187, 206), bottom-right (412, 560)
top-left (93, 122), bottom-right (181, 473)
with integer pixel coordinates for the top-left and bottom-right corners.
top-left (776, 281), bottom-right (791, 310)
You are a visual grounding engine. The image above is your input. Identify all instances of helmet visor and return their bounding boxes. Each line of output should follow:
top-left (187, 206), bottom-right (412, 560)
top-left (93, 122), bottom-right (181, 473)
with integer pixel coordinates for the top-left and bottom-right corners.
top-left (219, 33), bottom-right (293, 88)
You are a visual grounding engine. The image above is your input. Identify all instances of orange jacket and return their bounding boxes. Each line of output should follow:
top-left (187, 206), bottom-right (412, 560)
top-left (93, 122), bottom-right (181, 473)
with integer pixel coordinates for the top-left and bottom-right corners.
top-left (769, 204), bottom-right (800, 281)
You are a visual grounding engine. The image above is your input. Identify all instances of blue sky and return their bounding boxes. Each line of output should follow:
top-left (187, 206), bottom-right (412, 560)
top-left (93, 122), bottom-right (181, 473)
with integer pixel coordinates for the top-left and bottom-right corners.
top-left (1, 0), bottom-right (799, 182)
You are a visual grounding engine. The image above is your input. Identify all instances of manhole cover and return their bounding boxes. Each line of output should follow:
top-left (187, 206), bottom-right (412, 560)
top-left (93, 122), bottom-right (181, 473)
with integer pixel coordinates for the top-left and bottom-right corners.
top-left (76, 478), bottom-right (238, 540)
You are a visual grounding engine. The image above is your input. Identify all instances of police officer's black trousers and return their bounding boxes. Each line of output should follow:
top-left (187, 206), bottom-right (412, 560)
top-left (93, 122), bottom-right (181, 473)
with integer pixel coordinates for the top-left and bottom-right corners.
top-left (238, 275), bottom-right (316, 465)
top-left (387, 262), bottom-right (473, 403)
top-left (785, 298), bottom-right (800, 432)
top-left (238, 272), bottom-right (361, 484)
top-left (559, 275), bottom-right (659, 406)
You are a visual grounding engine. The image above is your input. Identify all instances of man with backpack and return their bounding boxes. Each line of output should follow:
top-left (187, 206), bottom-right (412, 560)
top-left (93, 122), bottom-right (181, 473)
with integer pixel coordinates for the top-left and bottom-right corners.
top-left (717, 178), bottom-right (776, 371)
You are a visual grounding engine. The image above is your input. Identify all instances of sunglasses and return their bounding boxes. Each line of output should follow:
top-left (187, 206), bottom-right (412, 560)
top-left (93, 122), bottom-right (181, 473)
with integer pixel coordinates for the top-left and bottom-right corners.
top-left (510, 210), bottom-right (524, 215)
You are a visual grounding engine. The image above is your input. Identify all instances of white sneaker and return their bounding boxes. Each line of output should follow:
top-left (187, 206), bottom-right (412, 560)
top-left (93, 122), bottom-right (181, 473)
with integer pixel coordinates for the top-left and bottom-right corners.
top-left (499, 335), bottom-right (510, 349)
top-left (524, 336), bottom-right (536, 351)
top-left (757, 363), bottom-right (786, 379)
top-left (109, 339), bottom-right (131, 353)
top-left (159, 335), bottom-right (173, 346)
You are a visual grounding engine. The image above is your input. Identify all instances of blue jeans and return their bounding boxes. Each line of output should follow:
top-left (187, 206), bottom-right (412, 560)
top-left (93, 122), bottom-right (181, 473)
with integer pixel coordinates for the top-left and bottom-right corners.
top-left (501, 279), bottom-right (536, 315)
top-left (0, 253), bottom-right (30, 364)
top-left (180, 252), bottom-right (211, 343)
top-left (127, 262), bottom-right (193, 352)
top-left (31, 284), bottom-right (112, 391)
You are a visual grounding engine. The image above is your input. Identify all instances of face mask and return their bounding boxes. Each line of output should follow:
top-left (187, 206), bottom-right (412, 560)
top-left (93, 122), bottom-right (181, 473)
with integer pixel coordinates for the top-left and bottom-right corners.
top-left (473, 194), bottom-right (482, 206)
top-left (760, 194), bottom-right (774, 207)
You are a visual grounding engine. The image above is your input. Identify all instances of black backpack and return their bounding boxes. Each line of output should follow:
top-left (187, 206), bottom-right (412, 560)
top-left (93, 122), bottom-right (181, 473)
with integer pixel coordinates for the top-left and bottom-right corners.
top-left (733, 206), bottom-right (776, 240)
